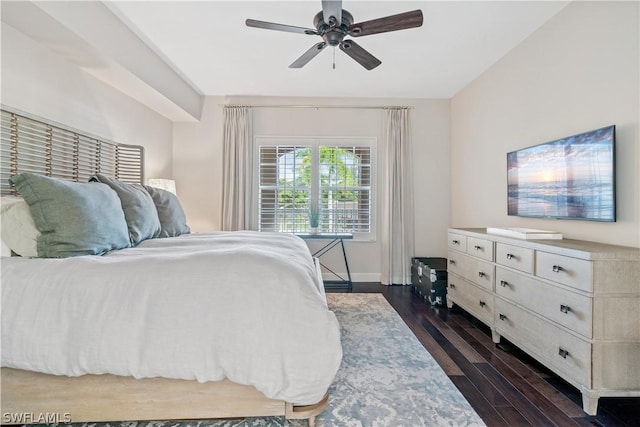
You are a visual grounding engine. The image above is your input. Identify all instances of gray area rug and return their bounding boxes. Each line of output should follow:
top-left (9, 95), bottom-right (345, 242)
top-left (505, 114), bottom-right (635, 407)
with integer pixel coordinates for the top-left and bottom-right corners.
top-left (40, 294), bottom-right (485, 427)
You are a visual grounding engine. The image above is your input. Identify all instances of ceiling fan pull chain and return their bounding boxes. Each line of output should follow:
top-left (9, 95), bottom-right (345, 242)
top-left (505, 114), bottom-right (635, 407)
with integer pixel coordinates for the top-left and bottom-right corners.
top-left (333, 47), bottom-right (336, 69)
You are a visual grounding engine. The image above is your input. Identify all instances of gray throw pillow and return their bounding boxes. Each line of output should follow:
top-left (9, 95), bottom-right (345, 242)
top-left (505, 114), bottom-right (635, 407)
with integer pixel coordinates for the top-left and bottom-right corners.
top-left (90, 174), bottom-right (161, 245)
top-left (9, 173), bottom-right (130, 258)
top-left (144, 185), bottom-right (191, 237)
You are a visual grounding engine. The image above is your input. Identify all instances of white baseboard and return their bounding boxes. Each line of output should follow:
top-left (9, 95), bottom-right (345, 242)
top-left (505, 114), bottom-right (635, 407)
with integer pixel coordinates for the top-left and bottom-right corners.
top-left (322, 272), bottom-right (381, 283)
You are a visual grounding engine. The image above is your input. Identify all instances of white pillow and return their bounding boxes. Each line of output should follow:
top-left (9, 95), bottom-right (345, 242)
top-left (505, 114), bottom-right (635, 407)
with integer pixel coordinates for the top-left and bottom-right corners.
top-left (1, 196), bottom-right (40, 257)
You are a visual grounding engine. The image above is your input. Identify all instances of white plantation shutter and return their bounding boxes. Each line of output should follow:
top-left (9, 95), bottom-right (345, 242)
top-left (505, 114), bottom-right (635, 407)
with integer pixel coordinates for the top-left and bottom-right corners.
top-left (259, 145), bottom-right (311, 233)
top-left (257, 137), bottom-right (374, 236)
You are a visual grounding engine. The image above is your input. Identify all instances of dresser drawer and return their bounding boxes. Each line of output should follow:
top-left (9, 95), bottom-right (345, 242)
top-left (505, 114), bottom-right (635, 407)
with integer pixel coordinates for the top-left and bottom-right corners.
top-left (496, 243), bottom-right (534, 274)
top-left (448, 273), bottom-right (494, 325)
top-left (448, 251), bottom-right (495, 290)
top-left (495, 298), bottom-right (591, 387)
top-left (536, 252), bottom-right (593, 292)
top-left (448, 232), bottom-right (467, 252)
top-left (467, 237), bottom-right (494, 261)
top-left (496, 267), bottom-right (592, 338)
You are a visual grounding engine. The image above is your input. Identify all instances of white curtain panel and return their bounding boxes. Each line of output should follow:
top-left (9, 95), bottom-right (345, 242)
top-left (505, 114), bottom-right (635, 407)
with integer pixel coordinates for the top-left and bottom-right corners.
top-left (221, 106), bottom-right (255, 231)
top-left (381, 108), bottom-right (415, 285)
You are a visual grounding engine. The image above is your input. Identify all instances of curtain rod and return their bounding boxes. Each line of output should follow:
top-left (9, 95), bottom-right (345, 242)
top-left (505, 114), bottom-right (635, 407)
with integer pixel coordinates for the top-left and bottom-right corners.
top-left (221, 104), bottom-right (412, 110)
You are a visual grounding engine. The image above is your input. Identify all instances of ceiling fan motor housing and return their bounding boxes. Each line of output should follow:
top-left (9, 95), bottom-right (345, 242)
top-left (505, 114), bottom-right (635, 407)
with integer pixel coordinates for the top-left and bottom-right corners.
top-left (313, 10), bottom-right (354, 46)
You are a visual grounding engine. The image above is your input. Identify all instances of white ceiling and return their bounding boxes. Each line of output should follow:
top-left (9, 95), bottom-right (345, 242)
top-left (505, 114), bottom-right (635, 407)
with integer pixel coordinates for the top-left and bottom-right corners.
top-left (106, 1), bottom-right (569, 99)
top-left (2, 1), bottom-right (569, 120)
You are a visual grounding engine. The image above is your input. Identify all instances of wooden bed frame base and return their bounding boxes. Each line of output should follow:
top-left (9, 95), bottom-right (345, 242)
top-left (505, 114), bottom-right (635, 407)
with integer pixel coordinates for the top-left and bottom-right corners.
top-left (1, 368), bottom-right (328, 426)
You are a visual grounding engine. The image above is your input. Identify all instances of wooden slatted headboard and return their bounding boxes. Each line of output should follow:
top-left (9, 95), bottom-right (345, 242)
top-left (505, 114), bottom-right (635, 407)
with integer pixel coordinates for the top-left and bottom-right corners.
top-left (0, 107), bottom-right (144, 196)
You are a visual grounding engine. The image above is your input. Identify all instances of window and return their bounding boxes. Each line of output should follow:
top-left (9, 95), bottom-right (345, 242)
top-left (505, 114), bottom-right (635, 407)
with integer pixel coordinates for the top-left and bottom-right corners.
top-left (258, 137), bottom-right (374, 236)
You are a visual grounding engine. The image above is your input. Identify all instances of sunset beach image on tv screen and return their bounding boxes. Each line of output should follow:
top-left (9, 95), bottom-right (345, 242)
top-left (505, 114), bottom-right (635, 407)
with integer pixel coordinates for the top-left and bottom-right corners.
top-left (507, 125), bottom-right (615, 221)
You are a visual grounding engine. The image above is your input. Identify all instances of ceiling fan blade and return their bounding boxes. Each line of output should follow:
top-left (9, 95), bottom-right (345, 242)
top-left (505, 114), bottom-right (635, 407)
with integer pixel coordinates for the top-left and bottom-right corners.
top-left (339, 40), bottom-right (381, 70)
top-left (322, 0), bottom-right (342, 26)
top-left (246, 19), bottom-right (318, 35)
top-left (290, 42), bottom-right (328, 68)
top-left (348, 9), bottom-right (423, 37)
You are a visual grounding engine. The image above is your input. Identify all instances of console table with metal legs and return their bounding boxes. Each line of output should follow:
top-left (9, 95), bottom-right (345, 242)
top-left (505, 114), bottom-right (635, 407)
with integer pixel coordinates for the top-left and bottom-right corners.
top-left (297, 234), bottom-right (353, 291)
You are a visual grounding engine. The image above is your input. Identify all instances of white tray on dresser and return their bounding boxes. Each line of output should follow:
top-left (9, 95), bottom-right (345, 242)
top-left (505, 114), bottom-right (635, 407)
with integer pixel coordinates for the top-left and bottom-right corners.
top-left (487, 227), bottom-right (563, 240)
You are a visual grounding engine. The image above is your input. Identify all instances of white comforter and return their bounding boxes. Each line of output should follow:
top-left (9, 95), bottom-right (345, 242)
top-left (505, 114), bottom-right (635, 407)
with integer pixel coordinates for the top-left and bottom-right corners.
top-left (1, 232), bottom-right (342, 405)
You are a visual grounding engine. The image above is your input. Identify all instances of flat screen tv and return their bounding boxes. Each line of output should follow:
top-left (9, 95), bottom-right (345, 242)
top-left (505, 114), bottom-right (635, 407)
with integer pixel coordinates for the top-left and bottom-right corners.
top-left (507, 125), bottom-right (615, 222)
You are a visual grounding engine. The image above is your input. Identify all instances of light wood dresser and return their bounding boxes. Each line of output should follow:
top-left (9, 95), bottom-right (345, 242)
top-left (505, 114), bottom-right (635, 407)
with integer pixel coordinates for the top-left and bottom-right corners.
top-left (446, 227), bottom-right (640, 415)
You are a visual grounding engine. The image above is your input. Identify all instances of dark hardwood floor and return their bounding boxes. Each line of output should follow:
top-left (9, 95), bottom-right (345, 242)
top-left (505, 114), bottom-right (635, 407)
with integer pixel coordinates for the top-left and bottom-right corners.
top-left (328, 283), bottom-right (640, 427)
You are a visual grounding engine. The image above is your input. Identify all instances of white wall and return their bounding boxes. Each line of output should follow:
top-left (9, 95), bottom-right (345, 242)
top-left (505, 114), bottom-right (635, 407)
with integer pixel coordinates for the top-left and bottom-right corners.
top-left (172, 97), bottom-right (225, 233)
top-left (451, 1), bottom-right (639, 247)
top-left (173, 96), bottom-right (450, 282)
top-left (1, 24), bottom-right (174, 179)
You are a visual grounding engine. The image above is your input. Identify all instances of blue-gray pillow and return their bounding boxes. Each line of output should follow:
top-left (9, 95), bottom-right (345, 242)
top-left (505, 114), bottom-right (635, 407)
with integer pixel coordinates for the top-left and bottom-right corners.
top-left (144, 185), bottom-right (191, 237)
top-left (8, 173), bottom-right (130, 258)
top-left (90, 174), bottom-right (161, 245)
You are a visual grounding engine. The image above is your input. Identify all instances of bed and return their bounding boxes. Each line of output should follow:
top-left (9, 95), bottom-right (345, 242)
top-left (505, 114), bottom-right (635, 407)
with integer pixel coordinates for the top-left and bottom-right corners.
top-left (0, 108), bottom-right (342, 426)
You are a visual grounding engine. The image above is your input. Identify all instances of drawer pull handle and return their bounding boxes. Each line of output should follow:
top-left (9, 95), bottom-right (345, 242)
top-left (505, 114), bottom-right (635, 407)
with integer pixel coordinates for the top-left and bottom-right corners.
top-left (499, 313), bottom-right (507, 321)
top-left (506, 253), bottom-right (516, 260)
top-left (449, 259), bottom-right (456, 265)
top-left (558, 348), bottom-right (569, 359)
top-left (478, 271), bottom-right (486, 278)
top-left (449, 283), bottom-right (456, 289)
top-left (560, 304), bottom-right (571, 313)
top-left (500, 280), bottom-right (509, 287)
top-left (552, 265), bottom-right (564, 273)
top-left (452, 240), bottom-right (460, 245)
top-left (474, 245), bottom-right (482, 251)
top-left (479, 300), bottom-right (486, 307)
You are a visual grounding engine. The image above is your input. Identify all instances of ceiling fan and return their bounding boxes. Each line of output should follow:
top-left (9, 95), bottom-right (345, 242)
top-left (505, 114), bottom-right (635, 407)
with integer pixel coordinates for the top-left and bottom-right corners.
top-left (246, 0), bottom-right (423, 70)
